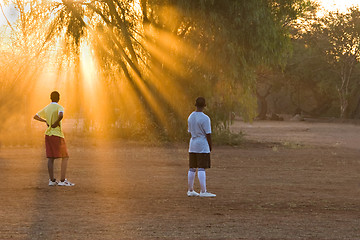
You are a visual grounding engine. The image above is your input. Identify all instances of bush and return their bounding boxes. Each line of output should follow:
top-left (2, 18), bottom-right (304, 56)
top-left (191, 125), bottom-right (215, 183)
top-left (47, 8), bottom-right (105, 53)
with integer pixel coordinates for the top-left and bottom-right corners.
top-left (212, 129), bottom-right (244, 146)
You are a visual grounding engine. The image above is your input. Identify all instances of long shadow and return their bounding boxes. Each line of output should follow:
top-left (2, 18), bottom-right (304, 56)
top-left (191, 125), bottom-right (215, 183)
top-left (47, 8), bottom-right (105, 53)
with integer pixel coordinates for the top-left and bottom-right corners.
top-left (25, 143), bottom-right (115, 239)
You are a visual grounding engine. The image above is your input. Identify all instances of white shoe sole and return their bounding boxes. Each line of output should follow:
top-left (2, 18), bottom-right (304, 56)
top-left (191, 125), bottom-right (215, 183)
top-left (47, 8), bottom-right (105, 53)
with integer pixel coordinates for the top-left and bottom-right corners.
top-left (58, 183), bottom-right (75, 186)
top-left (187, 193), bottom-right (199, 197)
top-left (199, 193), bottom-right (216, 197)
top-left (187, 191), bottom-right (199, 197)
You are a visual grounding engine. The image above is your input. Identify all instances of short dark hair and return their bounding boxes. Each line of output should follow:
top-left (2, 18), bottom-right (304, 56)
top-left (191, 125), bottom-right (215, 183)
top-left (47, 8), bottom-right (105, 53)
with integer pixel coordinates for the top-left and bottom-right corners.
top-left (50, 91), bottom-right (60, 102)
top-left (195, 97), bottom-right (206, 107)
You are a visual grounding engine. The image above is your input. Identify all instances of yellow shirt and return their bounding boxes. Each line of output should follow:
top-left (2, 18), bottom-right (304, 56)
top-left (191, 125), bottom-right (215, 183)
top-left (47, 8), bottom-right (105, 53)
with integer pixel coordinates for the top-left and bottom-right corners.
top-left (37, 102), bottom-right (65, 138)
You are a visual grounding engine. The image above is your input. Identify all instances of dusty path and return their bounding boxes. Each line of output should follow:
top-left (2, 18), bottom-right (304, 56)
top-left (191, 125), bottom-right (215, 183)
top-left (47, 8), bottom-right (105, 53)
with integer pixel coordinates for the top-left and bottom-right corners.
top-left (232, 119), bottom-right (360, 150)
top-left (0, 120), bottom-right (360, 239)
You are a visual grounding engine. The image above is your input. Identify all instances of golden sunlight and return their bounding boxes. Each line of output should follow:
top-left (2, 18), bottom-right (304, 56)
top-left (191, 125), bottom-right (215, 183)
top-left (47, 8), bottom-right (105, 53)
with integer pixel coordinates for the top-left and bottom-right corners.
top-left (316, 0), bottom-right (360, 12)
top-left (0, 1), bottom-right (17, 27)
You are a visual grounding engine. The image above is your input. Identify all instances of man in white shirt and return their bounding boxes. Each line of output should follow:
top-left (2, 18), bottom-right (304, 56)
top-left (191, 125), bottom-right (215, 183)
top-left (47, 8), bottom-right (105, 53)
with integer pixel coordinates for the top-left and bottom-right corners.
top-left (187, 97), bottom-right (216, 197)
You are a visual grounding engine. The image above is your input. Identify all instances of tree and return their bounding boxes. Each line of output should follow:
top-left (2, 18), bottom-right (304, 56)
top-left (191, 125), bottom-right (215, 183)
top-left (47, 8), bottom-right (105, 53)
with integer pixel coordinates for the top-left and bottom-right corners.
top-left (308, 8), bottom-right (360, 118)
top-left (0, 0), bottom-right (49, 144)
top-left (145, 0), bottom-right (312, 126)
top-left (283, 35), bottom-right (339, 117)
top-left (0, 0), bottom-right (313, 140)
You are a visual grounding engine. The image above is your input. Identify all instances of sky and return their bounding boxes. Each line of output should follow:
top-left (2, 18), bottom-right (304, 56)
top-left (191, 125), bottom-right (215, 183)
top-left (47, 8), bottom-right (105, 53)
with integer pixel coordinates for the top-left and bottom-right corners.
top-left (0, 1), bottom-right (17, 27)
top-left (316, 0), bottom-right (360, 12)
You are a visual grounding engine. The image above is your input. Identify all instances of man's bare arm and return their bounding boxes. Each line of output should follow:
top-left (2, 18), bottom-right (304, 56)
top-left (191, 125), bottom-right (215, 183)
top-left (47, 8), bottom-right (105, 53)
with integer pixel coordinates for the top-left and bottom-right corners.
top-left (34, 114), bottom-right (49, 126)
top-left (51, 112), bottom-right (63, 128)
top-left (206, 133), bottom-right (212, 152)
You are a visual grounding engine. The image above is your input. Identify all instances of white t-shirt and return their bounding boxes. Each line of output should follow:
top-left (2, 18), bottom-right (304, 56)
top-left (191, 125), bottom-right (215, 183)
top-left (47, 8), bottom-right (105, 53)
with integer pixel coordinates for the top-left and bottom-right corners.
top-left (188, 111), bottom-right (211, 153)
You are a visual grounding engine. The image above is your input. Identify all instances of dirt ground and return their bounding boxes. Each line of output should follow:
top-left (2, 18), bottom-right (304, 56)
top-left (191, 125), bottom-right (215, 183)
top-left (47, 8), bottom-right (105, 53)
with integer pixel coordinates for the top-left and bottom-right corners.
top-left (0, 119), bottom-right (360, 239)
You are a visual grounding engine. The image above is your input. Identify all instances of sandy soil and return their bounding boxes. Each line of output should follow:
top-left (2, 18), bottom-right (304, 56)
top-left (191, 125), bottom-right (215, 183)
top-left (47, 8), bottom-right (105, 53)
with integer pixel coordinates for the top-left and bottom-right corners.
top-left (0, 120), bottom-right (360, 239)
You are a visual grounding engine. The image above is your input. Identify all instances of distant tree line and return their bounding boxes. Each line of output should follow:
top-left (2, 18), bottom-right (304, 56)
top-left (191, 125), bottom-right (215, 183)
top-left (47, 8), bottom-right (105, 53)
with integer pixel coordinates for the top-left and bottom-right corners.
top-left (8, 0), bottom-right (357, 143)
top-left (257, 6), bottom-right (360, 120)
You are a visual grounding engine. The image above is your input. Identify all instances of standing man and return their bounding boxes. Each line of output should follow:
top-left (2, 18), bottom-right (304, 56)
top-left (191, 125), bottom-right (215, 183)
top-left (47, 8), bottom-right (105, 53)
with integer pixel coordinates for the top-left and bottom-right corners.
top-left (187, 97), bottom-right (216, 197)
top-left (34, 91), bottom-right (75, 186)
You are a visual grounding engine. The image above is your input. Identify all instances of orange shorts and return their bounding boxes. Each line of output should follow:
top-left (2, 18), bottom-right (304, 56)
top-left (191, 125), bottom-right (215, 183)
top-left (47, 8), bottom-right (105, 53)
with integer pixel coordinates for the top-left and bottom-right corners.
top-left (45, 135), bottom-right (69, 158)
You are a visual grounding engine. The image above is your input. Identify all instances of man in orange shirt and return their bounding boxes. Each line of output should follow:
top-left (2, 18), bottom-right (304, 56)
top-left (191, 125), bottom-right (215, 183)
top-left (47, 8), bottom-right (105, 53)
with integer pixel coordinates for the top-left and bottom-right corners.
top-left (34, 91), bottom-right (74, 186)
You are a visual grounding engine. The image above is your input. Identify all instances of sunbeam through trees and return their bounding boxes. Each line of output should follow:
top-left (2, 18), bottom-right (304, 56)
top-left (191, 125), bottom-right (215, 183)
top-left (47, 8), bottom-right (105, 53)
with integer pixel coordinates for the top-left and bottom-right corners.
top-left (3, 0), bottom-right (354, 145)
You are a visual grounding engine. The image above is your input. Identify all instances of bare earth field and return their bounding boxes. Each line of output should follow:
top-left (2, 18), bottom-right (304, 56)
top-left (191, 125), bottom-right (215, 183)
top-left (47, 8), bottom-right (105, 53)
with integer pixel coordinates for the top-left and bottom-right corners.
top-left (1, 120), bottom-right (360, 239)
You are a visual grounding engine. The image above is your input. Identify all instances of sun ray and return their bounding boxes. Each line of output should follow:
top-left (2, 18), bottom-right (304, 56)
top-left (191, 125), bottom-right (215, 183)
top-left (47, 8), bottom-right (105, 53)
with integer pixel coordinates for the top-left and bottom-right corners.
top-left (315, 0), bottom-right (360, 14)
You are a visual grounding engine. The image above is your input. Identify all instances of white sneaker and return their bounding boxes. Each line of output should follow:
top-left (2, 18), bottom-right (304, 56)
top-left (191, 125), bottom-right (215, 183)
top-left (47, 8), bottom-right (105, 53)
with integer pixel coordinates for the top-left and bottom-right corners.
top-left (57, 179), bottom-right (75, 186)
top-left (187, 190), bottom-right (200, 197)
top-left (48, 179), bottom-right (57, 186)
top-left (199, 192), bottom-right (216, 197)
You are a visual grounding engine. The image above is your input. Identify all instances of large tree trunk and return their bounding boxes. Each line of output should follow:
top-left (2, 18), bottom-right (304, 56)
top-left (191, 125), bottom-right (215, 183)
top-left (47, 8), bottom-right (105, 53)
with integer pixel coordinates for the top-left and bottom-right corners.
top-left (339, 95), bottom-right (349, 119)
top-left (338, 58), bottom-right (355, 119)
top-left (257, 94), bottom-right (268, 120)
top-left (338, 85), bottom-right (349, 119)
top-left (256, 87), bottom-right (271, 120)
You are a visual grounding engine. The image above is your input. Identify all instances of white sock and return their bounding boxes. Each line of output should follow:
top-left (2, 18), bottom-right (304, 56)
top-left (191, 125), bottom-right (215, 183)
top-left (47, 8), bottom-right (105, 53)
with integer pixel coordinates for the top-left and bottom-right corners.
top-left (188, 170), bottom-right (196, 191)
top-left (198, 170), bottom-right (206, 193)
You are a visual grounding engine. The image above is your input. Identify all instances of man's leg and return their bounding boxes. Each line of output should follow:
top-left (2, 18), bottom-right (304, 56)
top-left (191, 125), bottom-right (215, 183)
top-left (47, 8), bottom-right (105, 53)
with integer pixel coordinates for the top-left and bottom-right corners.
top-left (60, 157), bottom-right (68, 182)
top-left (197, 168), bottom-right (207, 193)
top-left (48, 158), bottom-right (55, 181)
top-left (197, 154), bottom-right (215, 197)
top-left (188, 168), bottom-right (197, 191)
top-left (58, 157), bottom-right (75, 186)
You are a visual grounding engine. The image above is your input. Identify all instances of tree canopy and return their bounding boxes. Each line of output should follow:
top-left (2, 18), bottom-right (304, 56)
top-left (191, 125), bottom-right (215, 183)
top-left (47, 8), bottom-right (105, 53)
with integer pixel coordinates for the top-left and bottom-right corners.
top-left (0, 0), bottom-right (312, 141)
top-left (286, 7), bottom-right (360, 118)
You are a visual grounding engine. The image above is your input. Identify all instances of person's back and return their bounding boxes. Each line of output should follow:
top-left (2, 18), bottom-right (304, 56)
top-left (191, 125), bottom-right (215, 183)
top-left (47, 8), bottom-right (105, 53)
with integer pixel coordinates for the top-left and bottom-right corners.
top-left (188, 111), bottom-right (211, 153)
top-left (186, 97), bottom-right (215, 197)
top-left (38, 102), bottom-right (65, 138)
top-left (34, 91), bottom-right (74, 187)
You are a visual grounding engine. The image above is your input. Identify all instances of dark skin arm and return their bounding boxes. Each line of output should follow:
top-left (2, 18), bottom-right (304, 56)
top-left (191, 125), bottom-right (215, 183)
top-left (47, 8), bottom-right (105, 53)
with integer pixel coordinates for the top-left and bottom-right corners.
top-left (33, 112), bottom-right (63, 128)
top-left (51, 112), bottom-right (63, 128)
top-left (206, 133), bottom-right (212, 152)
top-left (33, 114), bottom-right (49, 127)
